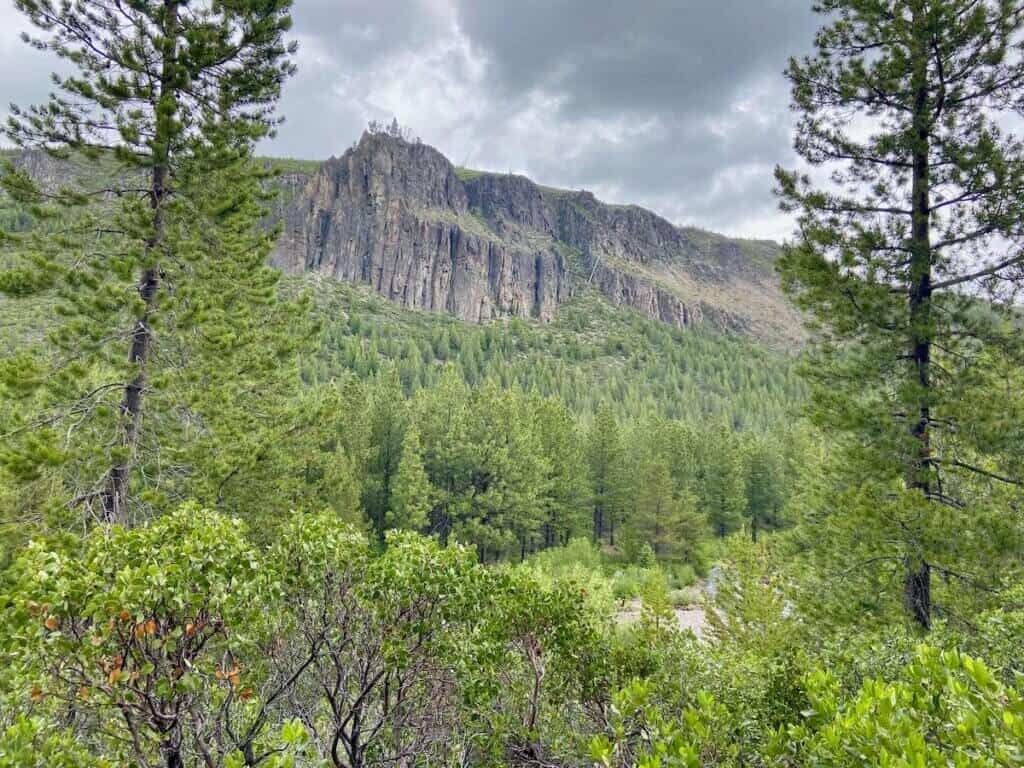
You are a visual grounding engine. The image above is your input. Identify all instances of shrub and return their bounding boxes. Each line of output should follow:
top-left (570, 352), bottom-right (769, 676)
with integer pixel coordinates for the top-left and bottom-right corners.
top-left (669, 587), bottom-right (702, 608)
top-left (769, 645), bottom-right (1024, 767)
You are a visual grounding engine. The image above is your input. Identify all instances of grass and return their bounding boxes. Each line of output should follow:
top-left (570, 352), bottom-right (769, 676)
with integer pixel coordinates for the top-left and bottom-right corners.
top-left (453, 167), bottom-right (485, 182)
top-left (261, 157), bottom-right (322, 175)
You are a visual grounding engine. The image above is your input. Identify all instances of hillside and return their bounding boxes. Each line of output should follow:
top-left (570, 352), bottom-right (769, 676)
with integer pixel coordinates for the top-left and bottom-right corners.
top-left (272, 131), bottom-right (804, 346)
top-left (299, 276), bottom-right (802, 429)
top-left (1, 142), bottom-right (804, 429)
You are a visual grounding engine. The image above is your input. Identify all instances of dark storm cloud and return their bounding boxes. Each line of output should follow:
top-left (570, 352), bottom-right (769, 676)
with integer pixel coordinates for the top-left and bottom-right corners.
top-left (453, 0), bottom-right (817, 119)
top-left (0, 0), bottom-right (820, 238)
top-left (445, 0), bottom-right (818, 238)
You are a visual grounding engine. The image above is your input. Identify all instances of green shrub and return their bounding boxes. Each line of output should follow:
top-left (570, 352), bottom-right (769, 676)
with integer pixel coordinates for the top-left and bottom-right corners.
top-left (668, 587), bottom-right (702, 608)
top-left (667, 562), bottom-right (697, 588)
top-left (610, 565), bottom-right (654, 602)
top-left (769, 645), bottom-right (1024, 767)
top-left (529, 536), bottom-right (604, 576)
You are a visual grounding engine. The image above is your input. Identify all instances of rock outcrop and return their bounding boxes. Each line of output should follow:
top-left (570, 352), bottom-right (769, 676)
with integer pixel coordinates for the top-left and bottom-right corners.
top-left (273, 132), bottom-right (802, 344)
top-left (273, 134), bottom-right (569, 323)
top-left (4, 135), bottom-right (802, 343)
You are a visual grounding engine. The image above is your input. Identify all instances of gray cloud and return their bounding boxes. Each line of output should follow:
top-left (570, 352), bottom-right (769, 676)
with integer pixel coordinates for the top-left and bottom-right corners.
top-left (0, 0), bottom-right (820, 239)
top-left (453, 0), bottom-right (816, 119)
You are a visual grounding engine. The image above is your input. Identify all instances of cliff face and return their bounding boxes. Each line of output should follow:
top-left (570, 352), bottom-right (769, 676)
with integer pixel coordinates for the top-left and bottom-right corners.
top-left (273, 135), bottom-right (569, 323)
top-left (273, 132), bottom-right (802, 344)
top-left (6, 136), bottom-right (800, 342)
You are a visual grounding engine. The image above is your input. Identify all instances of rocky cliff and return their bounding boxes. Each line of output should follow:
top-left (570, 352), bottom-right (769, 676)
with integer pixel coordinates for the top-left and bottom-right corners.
top-left (273, 132), bottom-right (802, 344)
top-left (4, 137), bottom-right (802, 344)
top-left (272, 135), bottom-right (570, 324)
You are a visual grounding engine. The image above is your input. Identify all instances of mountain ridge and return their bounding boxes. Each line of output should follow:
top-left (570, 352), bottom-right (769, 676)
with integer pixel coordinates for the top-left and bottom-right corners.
top-left (271, 132), bottom-right (804, 345)
top-left (3, 137), bottom-right (803, 345)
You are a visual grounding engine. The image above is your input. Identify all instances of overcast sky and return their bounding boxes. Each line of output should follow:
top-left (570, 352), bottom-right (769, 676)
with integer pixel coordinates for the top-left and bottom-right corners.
top-left (0, 1), bottom-right (822, 240)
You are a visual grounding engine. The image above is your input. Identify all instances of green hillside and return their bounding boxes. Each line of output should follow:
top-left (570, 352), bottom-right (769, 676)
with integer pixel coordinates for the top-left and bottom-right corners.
top-left (300, 276), bottom-right (802, 430)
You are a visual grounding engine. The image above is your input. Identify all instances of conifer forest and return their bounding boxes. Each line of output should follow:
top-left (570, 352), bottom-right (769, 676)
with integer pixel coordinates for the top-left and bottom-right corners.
top-left (1, 1), bottom-right (1023, 766)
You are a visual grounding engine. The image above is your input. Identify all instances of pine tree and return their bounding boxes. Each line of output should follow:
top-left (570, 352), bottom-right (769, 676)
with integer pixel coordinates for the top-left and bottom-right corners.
top-left (388, 425), bottom-right (433, 534)
top-left (626, 458), bottom-right (708, 565)
top-left (531, 395), bottom-right (589, 549)
top-left (777, 0), bottom-right (1024, 628)
top-left (586, 403), bottom-right (629, 545)
top-left (742, 436), bottom-right (786, 542)
top-left (632, 460), bottom-right (676, 558)
top-left (459, 384), bottom-right (545, 562)
top-left (0, 0), bottom-right (297, 525)
top-left (697, 427), bottom-right (746, 538)
top-left (669, 490), bottom-right (708, 568)
top-left (413, 366), bottom-right (470, 546)
top-left (362, 369), bottom-right (408, 546)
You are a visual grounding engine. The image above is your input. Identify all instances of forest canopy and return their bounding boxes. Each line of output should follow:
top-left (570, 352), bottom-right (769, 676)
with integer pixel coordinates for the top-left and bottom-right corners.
top-left (1, 0), bottom-right (1024, 766)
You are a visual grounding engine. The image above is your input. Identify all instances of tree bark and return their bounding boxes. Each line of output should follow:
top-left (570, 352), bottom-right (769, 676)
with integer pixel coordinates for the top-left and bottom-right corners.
top-left (904, 561), bottom-right (931, 629)
top-left (101, 0), bottom-right (179, 524)
top-left (163, 737), bottom-right (183, 768)
top-left (904, 1), bottom-right (933, 630)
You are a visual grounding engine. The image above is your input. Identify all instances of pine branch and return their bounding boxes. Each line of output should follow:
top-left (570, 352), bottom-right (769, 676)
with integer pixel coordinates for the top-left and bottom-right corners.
top-left (931, 253), bottom-right (1024, 290)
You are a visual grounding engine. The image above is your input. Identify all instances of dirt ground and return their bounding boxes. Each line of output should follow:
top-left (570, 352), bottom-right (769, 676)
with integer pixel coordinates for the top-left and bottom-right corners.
top-left (615, 598), bottom-right (707, 639)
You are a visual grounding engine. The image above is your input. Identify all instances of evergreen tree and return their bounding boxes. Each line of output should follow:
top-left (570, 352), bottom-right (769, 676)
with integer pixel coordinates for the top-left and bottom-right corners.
top-left (626, 458), bottom-right (708, 565)
top-left (777, 0), bottom-right (1024, 628)
top-left (670, 489), bottom-right (708, 568)
top-left (697, 427), bottom-right (746, 538)
top-left (459, 384), bottom-right (545, 561)
top-left (362, 370), bottom-right (408, 546)
top-left (632, 460), bottom-right (676, 558)
top-left (414, 367), bottom-right (470, 545)
top-left (0, 0), bottom-right (297, 525)
top-left (742, 436), bottom-right (786, 542)
top-left (388, 425), bottom-right (433, 534)
top-left (531, 395), bottom-right (589, 549)
top-left (586, 403), bottom-right (629, 545)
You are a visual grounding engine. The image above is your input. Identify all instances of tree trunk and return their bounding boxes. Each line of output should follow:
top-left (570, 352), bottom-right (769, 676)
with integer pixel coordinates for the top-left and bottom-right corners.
top-left (102, 0), bottom-right (179, 524)
top-left (103, 263), bottom-right (160, 523)
top-left (905, 1), bottom-right (933, 631)
top-left (904, 560), bottom-right (931, 630)
top-left (162, 738), bottom-right (183, 768)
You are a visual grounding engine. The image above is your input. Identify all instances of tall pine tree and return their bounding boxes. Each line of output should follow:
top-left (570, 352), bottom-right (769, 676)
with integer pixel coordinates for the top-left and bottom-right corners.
top-left (697, 426), bottom-right (746, 538)
top-left (388, 424), bottom-right (433, 535)
top-left (778, 0), bottom-right (1024, 628)
top-left (0, 0), bottom-right (297, 526)
top-left (586, 403), bottom-right (629, 545)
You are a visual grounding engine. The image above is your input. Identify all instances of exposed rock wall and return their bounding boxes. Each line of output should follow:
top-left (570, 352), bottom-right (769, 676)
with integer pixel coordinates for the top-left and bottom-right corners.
top-left (7, 137), bottom-right (797, 340)
top-left (273, 134), bottom-right (568, 322)
top-left (276, 132), bottom-right (801, 342)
